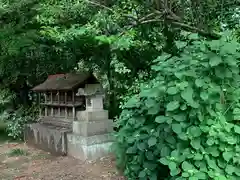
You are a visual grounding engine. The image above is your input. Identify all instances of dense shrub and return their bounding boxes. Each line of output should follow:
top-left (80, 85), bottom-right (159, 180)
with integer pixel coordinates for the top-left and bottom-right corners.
top-left (0, 89), bottom-right (39, 139)
top-left (113, 33), bottom-right (240, 180)
top-left (5, 105), bottom-right (39, 139)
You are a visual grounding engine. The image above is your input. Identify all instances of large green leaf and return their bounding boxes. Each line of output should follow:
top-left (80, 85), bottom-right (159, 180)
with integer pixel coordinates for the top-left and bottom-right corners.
top-left (200, 91), bottom-right (208, 101)
top-left (221, 42), bottom-right (237, 54)
top-left (234, 125), bottom-right (240, 134)
top-left (205, 146), bottom-right (220, 157)
top-left (225, 164), bottom-right (235, 175)
top-left (193, 153), bottom-right (203, 160)
top-left (182, 161), bottom-right (195, 171)
top-left (222, 151), bottom-right (233, 162)
top-left (188, 126), bottom-right (202, 137)
top-left (206, 137), bottom-right (215, 146)
top-left (188, 33), bottom-right (199, 40)
top-left (148, 137), bottom-right (157, 147)
top-left (167, 87), bottom-right (179, 95)
top-left (181, 86), bottom-right (199, 108)
top-left (190, 138), bottom-right (201, 150)
top-left (178, 81), bottom-right (189, 90)
top-left (173, 113), bottom-right (186, 122)
top-left (125, 96), bottom-right (140, 108)
top-left (137, 142), bottom-right (147, 151)
top-left (195, 79), bottom-right (205, 87)
top-left (159, 157), bottom-right (170, 165)
top-left (155, 116), bottom-right (172, 123)
top-left (172, 123), bottom-right (182, 134)
top-left (161, 146), bottom-right (171, 156)
top-left (205, 155), bottom-right (220, 171)
top-left (169, 161), bottom-right (177, 171)
top-left (146, 151), bottom-right (154, 160)
top-left (189, 177), bottom-right (198, 180)
top-left (209, 55), bottom-right (222, 67)
top-left (166, 101), bottom-right (180, 111)
top-left (148, 106), bottom-right (160, 115)
top-left (139, 170), bottom-right (146, 178)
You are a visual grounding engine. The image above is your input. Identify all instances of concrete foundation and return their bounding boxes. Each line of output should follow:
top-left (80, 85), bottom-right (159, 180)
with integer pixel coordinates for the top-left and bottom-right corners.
top-left (67, 133), bottom-right (112, 161)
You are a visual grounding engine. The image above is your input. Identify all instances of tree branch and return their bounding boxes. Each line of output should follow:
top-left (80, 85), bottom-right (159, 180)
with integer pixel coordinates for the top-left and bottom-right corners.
top-left (169, 21), bottom-right (221, 39)
top-left (84, 0), bottom-right (113, 12)
top-left (139, 12), bottom-right (157, 22)
top-left (84, 0), bottom-right (138, 21)
top-left (85, 0), bottom-right (221, 39)
top-left (139, 15), bottom-right (220, 39)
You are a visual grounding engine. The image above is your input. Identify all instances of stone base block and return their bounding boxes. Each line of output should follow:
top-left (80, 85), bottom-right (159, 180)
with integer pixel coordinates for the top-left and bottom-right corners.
top-left (24, 123), bottom-right (72, 156)
top-left (72, 120), bottom-right (113, 136)
top-left (67, 133), bottom-right (113, 161)
top-left (76, 110), bottom-right (108, 121)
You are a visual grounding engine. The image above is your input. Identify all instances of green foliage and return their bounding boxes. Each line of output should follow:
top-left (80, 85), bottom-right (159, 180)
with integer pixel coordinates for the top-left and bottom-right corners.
top-left (0, 88), bottom-right (15, 108)
top-left (5, 106), bottom-right (38, 140)
top-left (2, 106), bottom-right (39, 140)
top-left (0, 88), bottom-right (38, 139)
top-left (113, 33), bottom-right (240, 180)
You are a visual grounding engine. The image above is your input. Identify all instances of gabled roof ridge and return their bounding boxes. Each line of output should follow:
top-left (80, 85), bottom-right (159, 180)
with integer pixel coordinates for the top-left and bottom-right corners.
top-left (32, 72), bottom-right (98, 92)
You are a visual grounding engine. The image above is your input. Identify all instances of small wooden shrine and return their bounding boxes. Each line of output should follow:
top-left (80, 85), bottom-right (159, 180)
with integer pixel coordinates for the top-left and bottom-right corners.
top-left (25, 72), bottom-right (113, 160)
top-left (32, 72), bottom-right (98, 127)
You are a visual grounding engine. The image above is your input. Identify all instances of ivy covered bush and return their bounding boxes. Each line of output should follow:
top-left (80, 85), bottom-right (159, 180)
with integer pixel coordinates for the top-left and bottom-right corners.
top-left (113, 33), bottom-right (240, 180)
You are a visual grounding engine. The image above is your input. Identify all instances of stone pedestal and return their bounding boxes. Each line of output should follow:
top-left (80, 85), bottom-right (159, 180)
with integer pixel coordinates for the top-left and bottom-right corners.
top-left (67, 83), bottom-right (113, 161)
top-left (67, 110), bottom-right (113, 161)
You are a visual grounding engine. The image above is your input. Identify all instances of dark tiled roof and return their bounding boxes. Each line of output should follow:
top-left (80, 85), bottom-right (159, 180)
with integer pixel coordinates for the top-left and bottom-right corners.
top-left (32, 72), bottom-right (96, 91)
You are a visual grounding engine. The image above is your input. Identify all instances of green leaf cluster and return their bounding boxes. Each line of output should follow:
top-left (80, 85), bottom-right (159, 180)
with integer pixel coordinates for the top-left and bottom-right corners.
top-left (113, 34), bottom-right (240, 179)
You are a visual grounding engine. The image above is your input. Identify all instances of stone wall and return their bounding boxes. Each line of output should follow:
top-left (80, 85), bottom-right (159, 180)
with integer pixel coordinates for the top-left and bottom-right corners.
top-left (24, 123), bottom-right (71, 155)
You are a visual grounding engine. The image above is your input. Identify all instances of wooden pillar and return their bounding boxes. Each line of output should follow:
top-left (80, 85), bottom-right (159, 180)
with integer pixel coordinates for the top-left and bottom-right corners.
top-left (44, 93), bottom-right (47, 116)
top-left (57, 91), bottom-right (60, 116)
top-left (65, 92), bottom-right (67, 119)
top-left (72, 91), bottom-right (75, 120)
top-left (51, 92), bottom-right (53, 116)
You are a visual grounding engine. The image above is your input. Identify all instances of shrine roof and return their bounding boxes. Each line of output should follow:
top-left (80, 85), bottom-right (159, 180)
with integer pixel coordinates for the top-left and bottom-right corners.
top-left (32, 72), bottom-right (98, 92)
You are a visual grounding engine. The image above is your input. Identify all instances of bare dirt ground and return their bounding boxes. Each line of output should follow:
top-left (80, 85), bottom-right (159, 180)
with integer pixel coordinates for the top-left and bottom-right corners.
top-left (0, 142), bottom-right (125, 180)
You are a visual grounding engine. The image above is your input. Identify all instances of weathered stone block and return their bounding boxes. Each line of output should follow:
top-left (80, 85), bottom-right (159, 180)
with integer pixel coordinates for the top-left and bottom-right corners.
top-left (72, 120), bottom-right (113, 136)
top-left (24, 123), bottom-right (71, 156)
top-left (76, 110), bottom-right (108, 121)
top-left (67, 133), bottom-right (113, 161)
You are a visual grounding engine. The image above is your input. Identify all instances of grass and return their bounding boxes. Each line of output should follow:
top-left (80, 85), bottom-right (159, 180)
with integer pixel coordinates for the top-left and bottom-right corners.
top-left (32, 153), bottom-right (52, 160)
top-left (8, 148), bottom-right (29, 157)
